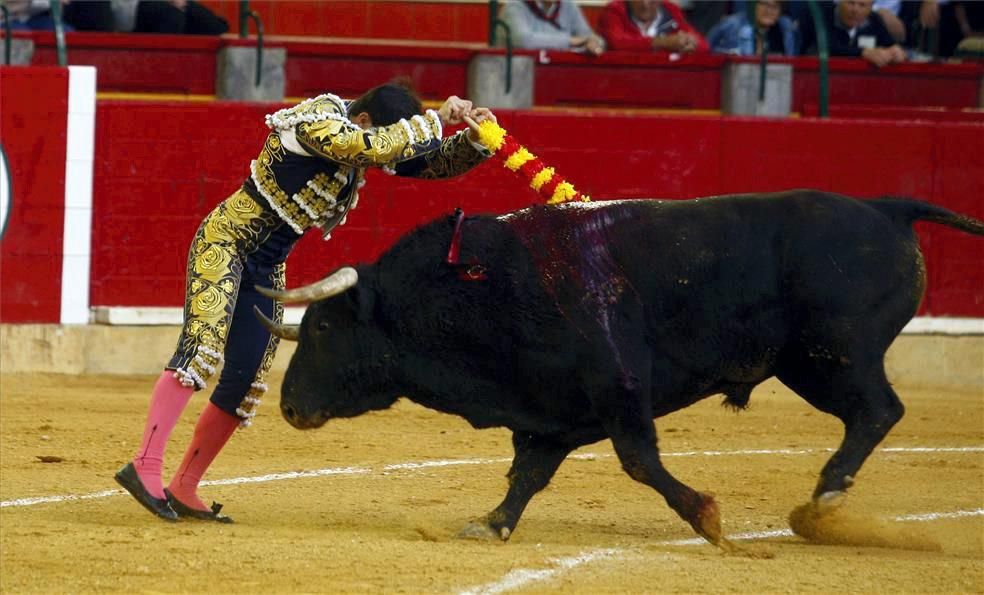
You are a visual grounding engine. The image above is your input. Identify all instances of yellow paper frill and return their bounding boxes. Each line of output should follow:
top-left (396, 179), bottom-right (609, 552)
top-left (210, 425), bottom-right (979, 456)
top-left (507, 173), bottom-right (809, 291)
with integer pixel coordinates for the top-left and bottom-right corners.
top-left (476, 120), bottom-right (507, 153)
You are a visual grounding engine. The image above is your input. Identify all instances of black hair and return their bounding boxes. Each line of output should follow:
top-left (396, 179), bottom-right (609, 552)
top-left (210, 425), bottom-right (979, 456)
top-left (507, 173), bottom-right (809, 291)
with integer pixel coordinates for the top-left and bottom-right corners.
top-left (347, 78), bottom-right (422, 127)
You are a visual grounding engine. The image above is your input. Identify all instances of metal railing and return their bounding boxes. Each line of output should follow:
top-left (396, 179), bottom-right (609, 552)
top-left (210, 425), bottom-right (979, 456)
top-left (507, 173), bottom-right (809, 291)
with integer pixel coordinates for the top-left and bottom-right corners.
top-left (238, 1), bottom-right (265, 87)
top-left (487, 0), bottom-right (513, 94)
top-left (50, 0), bottom-right (67, 66)
top-left (806, 0), bottom-right (829, 117)
top-left (2, 4), bottom-right (12, 65)
top-left (744, 1), bottom-right (770, 104)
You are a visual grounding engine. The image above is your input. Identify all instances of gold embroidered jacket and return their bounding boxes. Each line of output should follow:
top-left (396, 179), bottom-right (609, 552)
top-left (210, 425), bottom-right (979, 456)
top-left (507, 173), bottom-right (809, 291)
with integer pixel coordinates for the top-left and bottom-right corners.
top-left (247, 93), bottom-right (487, 238)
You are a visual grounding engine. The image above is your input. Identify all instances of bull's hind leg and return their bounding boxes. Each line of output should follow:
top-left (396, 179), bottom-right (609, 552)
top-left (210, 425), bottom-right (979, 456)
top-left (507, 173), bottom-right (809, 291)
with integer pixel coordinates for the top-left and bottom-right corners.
top-left (458, 432), bottom-right (573, 541)
top-left (778, 359), bottom-right (904, 504)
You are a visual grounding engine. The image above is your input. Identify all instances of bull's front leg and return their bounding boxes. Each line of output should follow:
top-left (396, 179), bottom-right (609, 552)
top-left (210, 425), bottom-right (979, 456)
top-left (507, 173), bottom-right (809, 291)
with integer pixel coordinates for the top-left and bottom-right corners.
top-left (598, 394), bottom-right (735, 551)
top-left (458, 431), bottom-right (572, 541)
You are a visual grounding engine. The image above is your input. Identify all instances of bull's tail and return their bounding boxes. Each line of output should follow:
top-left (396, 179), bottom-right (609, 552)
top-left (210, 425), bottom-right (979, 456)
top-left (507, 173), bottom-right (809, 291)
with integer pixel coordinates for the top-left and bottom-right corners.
top-left (869, 197), bottom-right (984, 236)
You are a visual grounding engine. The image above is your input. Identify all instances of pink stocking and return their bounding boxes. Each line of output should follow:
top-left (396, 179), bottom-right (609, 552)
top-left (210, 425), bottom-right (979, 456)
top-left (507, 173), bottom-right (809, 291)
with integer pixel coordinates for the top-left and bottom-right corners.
top-left (132, 371), bottom-right (195, 499)
top-left (166, 402), bottom-right (239, 511)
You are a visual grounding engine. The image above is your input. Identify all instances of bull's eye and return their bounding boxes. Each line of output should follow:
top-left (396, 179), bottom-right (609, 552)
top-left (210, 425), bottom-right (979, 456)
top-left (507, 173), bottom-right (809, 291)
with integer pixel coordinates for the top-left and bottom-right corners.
top-left (317, 320), bottom-right (330, 332)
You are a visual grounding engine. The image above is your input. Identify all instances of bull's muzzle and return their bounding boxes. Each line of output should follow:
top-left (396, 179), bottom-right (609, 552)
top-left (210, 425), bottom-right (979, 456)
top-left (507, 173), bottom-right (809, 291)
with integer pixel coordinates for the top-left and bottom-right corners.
top-left (281, 400), bottom-right (330, 430)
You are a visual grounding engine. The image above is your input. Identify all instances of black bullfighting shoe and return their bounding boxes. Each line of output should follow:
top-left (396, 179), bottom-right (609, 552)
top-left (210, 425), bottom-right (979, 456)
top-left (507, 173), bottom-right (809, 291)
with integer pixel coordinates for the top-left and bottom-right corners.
top-left (164, 489), bottom-right (234, 524)
top-left (114, 462), bottom-right (178, 522)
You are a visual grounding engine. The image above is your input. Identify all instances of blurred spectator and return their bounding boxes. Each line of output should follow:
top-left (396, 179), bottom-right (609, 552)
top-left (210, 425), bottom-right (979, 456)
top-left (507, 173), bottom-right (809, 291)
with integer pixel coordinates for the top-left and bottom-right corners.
top-left (833, 0), bottom-right (964, 58)
top-left (801, 0), bottom-right (907, 66)
top-left (0, 0), bottom-right (75, 31)
top-left (1, 0), bottom-right (65, 30)
top-left (63, 0), bottom-right (115, 30)
top-left (873, 0), bottom-right (911, 43)
top-left (707, 0), bottom-right (800, 55)
top-left (954, 0), bottom-right (984, 55)
top-left (500, 0), bottom-right (605, 56)
top-left (874, 0), bottom-right (958, 55)
top-left (109, 0), bottom-right (227, 34)
top-left (598, 0), bottom-right (709, 53)
top-left (1, 0), bottom-right (114, 31)
top-left (955, 0), bottom-right (984, 38)
top-left (0, 0), bottom-right (224, 34)
top-left (928, 0), bottom-right (963, 57)
top-left (677, 0), bottom-right (732, 36)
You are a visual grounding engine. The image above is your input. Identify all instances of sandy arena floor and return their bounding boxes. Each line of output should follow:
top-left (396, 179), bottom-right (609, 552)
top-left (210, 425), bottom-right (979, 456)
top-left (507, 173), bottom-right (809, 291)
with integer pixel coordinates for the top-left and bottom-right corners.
top-left (0, 372), bottom-right (981, 593)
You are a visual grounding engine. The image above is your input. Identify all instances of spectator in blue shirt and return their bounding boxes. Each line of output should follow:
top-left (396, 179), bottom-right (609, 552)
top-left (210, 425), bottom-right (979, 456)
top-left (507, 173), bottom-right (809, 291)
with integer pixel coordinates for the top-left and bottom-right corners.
top-left (707, 0), bottom-right (800, 55)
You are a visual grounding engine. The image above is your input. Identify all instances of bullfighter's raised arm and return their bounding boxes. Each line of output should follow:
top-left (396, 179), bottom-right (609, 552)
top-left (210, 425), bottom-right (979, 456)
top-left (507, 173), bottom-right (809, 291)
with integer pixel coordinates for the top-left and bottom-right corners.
top-left (393, 107), bottom-right (496, 179)
top-left (392, 130), bottom-right (491, 179)
top-left (294, 109), bottom-right (444, 168)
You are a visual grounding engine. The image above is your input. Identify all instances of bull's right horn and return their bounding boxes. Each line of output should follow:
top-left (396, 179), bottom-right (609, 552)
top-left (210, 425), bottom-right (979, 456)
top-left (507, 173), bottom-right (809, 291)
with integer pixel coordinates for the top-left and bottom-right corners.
top-left (255, 266), bottom-right (358, 303)
top-left (252, 306), bottom-right (300, 341)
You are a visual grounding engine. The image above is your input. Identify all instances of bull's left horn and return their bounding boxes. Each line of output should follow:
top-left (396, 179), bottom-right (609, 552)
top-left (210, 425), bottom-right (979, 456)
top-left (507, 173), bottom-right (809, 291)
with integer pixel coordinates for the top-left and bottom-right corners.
top-left (252, 305), bottom-right (300, 341)
top-left (255, 266), bottom-right (358, 303)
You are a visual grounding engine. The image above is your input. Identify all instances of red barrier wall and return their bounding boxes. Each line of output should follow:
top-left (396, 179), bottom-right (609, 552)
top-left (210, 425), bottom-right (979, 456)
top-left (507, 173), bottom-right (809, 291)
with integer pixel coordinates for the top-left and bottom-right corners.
top-left (89, 102), bottom-right (983, 316)
top-left (30, 33), bottom-right (220, 95)
top-left (199, 0), bottom-right (525, 43)
top-left (0, 67), bottom-right (68, 322)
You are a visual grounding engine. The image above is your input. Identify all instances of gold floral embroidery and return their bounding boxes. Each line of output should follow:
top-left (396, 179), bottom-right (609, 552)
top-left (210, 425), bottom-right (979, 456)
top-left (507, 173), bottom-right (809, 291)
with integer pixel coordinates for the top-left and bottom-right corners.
top-left (195, 245), bottom-right (231, 274)
top-left (406, 132), bottom-right (488, 180)
top-left (296, 111), bottom-right (442, 169)
top-left (169, 190), bottom-right (283, 391)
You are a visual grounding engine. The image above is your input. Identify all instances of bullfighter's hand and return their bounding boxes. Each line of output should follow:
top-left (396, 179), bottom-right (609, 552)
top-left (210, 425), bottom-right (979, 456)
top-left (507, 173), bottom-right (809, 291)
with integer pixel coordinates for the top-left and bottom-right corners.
top-left (465, 108), bottom-right (497, 143)
top-left (439, 96), bottom-right (474, 126)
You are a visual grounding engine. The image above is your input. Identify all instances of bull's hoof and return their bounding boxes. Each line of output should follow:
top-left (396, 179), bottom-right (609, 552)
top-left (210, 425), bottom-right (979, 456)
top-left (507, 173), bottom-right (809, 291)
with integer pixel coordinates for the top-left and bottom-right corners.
top-left (457, 520), bottom-right (510, 542)
top-left (814, 490), bottom-right (848, 515)
top-left (694, 492), bottom-right (739, 553)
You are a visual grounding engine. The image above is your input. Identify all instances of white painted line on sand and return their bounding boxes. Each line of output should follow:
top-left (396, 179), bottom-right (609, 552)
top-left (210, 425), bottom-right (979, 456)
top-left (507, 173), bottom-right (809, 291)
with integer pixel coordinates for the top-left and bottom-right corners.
top-left (0, 466), bottom-right (369, 508)
top-left (457, 509), bottom-right (984, 595)
top-left (0, 489), bottom-right (123, 509)
top-left (1, 446), bottom-right (981, 509)
top-left (384, 458), bottom-right (512, 471)
top-left (458, 549), bottom-right (623, 595)
top-left (204, 466), bottom-right (370, 486)
top-left (894, 508), bottom-right (984, 522)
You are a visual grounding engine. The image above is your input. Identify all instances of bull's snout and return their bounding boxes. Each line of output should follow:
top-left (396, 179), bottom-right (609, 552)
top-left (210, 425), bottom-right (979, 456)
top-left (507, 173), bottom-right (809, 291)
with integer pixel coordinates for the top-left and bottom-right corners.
top-left (281, 400), bottom-right (329, 429)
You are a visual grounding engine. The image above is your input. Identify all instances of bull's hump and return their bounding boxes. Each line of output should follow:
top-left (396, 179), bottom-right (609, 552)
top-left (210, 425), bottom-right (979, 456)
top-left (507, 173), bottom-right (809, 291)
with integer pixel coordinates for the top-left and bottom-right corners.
top-left (496, 199), bottom-right (652, 222)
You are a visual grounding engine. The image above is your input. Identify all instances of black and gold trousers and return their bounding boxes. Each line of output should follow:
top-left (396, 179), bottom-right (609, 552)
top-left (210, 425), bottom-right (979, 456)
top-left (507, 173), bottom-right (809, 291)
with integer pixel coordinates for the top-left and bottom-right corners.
top-left (167, 190), bottom-right (300, 427)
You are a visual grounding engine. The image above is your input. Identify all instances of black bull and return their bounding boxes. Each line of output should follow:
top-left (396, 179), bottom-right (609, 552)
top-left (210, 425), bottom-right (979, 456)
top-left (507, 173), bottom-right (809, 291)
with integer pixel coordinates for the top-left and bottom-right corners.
top-left (255, 190), bottom-right (983, 548)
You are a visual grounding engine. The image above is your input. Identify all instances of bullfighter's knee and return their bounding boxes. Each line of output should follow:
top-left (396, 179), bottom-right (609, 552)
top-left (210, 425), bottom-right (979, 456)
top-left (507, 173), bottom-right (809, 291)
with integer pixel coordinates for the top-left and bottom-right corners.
top-left (211, 371), bottom-right (268, 428)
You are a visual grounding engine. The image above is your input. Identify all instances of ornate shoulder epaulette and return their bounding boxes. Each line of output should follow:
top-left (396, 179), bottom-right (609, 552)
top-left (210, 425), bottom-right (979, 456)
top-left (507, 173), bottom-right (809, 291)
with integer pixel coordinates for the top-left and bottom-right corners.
top-left (265, 93), bottom-right (352, 131)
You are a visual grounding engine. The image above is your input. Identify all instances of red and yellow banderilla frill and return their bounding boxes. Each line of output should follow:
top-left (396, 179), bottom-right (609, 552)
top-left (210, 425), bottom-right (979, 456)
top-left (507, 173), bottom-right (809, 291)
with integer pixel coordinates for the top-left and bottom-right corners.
top-left (465, 117), bottom-right (591, 205)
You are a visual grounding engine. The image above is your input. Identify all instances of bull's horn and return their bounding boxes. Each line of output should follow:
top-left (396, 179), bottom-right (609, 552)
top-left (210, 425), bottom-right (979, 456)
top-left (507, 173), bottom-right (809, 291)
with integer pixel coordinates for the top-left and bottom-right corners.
top-left (255, 266), bottom-right (358, 303)
top-left (252, 305), bottom-right (300, 341)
